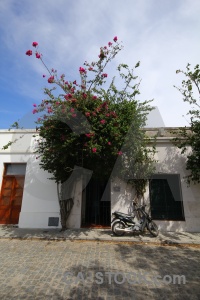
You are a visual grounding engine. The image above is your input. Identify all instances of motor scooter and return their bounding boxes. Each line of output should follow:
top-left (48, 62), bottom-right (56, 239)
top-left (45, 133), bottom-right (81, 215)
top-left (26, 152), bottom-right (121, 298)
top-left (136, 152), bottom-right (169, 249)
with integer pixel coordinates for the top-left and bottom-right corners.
top-left (111, 202), bottom-right (159, 237)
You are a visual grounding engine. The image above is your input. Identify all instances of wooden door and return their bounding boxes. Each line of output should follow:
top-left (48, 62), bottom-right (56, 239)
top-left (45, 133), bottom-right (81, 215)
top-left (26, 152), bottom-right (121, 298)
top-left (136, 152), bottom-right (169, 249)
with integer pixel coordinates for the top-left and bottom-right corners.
top-left (0, 175), bottom-right (25, 225)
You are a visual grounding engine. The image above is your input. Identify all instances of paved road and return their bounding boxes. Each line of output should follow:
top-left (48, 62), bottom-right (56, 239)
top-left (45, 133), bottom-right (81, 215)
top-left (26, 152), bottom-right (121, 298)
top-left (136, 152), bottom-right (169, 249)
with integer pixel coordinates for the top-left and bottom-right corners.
top-left (0, 239), bottom-right (199, 300)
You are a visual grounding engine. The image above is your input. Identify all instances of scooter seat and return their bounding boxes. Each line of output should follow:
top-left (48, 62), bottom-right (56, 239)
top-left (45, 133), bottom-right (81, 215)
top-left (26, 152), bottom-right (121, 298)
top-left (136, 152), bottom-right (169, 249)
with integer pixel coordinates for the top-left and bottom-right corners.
top-left (114, 211), bottom-right (134, 218)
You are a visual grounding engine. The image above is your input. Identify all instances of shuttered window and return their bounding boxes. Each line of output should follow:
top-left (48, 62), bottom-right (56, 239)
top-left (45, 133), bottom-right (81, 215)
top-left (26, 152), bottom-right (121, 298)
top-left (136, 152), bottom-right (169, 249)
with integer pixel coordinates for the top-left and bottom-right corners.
top-left (149, 174), bottom-right (185, 221)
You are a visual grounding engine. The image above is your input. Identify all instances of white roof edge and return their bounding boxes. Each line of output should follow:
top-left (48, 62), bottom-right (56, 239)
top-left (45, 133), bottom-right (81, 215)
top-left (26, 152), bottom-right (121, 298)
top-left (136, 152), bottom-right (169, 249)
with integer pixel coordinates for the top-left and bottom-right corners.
top-left (0, 126), bottom-right (190, 133)
top-left (0, 129), bottom-right (37, 133)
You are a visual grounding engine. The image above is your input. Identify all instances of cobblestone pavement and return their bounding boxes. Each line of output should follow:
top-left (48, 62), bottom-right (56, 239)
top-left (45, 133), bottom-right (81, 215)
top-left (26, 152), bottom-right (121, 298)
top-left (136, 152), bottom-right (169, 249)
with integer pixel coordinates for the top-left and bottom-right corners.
top-left (0, 239), bottom-right (199, 300)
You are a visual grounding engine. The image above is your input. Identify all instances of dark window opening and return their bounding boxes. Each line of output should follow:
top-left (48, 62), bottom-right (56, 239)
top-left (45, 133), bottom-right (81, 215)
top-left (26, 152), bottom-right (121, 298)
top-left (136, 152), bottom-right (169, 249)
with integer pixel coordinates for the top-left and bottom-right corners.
top-left (149, 174), bottom-right (185, 221)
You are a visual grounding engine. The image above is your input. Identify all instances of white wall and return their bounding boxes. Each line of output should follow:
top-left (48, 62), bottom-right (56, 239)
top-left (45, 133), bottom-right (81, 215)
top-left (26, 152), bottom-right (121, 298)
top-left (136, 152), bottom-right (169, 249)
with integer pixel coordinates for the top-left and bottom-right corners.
top-left (110, 137), bottom-right (200, 232)
top-left (1, 130), bottom-right (200, 231)
top-left (154, 139), bottom-right (200, 232)
top-left (0, 130), bottom-right (84, 229)
top-left (111, 177), bottom-right (135, 215)
top-left (0, 130), bottom-right (60, 228)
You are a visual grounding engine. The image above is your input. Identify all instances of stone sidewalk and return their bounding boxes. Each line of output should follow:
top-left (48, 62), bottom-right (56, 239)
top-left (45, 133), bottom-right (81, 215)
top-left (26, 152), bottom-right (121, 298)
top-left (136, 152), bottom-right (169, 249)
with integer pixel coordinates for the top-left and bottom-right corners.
top-left (0, 238), bottom-right (200, 299)
top-left (1, 225), bottom-right (200, 246)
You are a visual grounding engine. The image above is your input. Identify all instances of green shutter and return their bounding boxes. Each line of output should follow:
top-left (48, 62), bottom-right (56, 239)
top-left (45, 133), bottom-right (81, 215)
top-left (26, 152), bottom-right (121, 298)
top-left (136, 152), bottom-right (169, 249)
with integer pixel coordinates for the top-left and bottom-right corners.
top-left (149, 174), bottom-right (185, 221)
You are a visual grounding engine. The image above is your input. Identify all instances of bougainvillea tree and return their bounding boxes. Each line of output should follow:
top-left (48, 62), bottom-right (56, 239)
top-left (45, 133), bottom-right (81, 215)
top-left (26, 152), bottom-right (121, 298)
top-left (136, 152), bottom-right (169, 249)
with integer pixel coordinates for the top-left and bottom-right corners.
top-left (24, 37), bottom-right (156, 229)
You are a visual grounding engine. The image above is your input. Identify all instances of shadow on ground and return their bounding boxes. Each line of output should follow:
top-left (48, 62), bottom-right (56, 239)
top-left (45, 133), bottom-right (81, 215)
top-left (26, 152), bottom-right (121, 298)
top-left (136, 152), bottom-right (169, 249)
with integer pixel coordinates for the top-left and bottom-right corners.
top-left (0, 238), bottom-right (200, 299)
top-left (1, 225), bottom-right (200, 247)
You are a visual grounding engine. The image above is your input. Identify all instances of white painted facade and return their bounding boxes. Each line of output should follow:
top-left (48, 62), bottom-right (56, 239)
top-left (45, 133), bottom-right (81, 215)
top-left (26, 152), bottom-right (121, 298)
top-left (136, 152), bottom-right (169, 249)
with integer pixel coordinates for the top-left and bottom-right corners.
top-left (111, 128), bottom-right (200, 232)
top-left (0, 129), bottom-right (200, 231)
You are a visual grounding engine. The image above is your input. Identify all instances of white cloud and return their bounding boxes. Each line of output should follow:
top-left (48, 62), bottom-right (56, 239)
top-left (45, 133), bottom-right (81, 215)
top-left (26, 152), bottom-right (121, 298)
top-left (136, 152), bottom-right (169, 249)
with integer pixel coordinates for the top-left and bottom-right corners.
top-left (0, 0), bottom-right (200, 127)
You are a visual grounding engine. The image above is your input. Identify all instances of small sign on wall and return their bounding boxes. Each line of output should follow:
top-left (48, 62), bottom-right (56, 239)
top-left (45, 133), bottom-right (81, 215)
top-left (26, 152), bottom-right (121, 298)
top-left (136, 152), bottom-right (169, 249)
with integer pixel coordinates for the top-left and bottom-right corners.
top-left (113, 186), bottom-right (121, 192)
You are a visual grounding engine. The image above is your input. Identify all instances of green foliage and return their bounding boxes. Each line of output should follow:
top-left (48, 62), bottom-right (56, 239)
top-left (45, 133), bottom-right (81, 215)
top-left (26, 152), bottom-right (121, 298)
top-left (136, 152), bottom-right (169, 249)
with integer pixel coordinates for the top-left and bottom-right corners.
top-left (26, 38), bottom-right (156, 196)
top-left (174, 64), bottom-right (200, 184)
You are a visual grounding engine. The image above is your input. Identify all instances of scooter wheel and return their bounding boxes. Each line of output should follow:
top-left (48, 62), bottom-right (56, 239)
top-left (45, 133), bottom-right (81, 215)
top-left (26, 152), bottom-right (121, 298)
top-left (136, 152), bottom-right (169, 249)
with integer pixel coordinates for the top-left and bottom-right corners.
top-left (147, 220), bottom-right (159, 237)
top-left (112, 221), bottom-right (125, 236)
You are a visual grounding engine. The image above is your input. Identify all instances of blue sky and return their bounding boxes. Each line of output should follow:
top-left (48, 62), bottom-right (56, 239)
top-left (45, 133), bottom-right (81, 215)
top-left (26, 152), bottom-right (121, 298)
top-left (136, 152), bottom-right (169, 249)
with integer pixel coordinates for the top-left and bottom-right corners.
top-left (0, 0), bottom-right (200, 129)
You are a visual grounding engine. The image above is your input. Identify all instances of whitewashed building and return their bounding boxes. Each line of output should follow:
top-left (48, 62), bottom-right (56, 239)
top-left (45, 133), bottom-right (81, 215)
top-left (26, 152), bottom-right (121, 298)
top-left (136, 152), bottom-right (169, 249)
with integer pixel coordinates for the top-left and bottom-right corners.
top-left (0, 129), bottom-right (200, 232)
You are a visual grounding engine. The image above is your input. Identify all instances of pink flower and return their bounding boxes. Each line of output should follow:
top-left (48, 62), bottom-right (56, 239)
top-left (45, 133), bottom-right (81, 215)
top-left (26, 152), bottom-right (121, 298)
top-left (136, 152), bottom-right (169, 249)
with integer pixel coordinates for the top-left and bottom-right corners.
top-left (72, 114), bottom-right (77, 118)
top-left (32, 42), bottom-right (38, 47)
top-left (37, 118), bottom-right (41, 122)
top-left (100, 119), bottom-right (106, 124)
top-left (70, 108), bottom-right (75, 113)
top-left (102, 73), bottom-right (108, 78)
top-left (102, 101), bottom-right (108, 108)
top-left (108, 142), bottom-right (111, 145)
top-left (108, 42), bottom-right (112, 47)
top-left (33, 104), bottom-right (37, 107)
top-left (36, 52), bottom-right (41, 59)
top-left (117, 151), bottom-right (123, 155)
top-left (92, 96), bottom-right (97, 100)
top-left (82, 93), bottom-right (87, 99)
top-left (73, 80), bottom-right (77, 85)
top-left (111, 111), bottom-right (117, 118)
top-left (92, 112), bottom-right (97, 116)
top-left (79, 67), bottom-right (86, 73)
top-left (113, 36), bottom-right (118, 42)
top-left (85, 133), bottom-right (92, 138)
top-left (85, 112), bottom-right (90, 117)
top-left (106, 113), bottom-right (110, 117)
top-left (26, 50), bottom-right (32, 56)
top-left (92, 148), bottom-right (97, 153)
top-left (47, 108), bottom-right (53, 114)
top-left (48, 76), bottom-right (54, 83)
top-left (32, 109), bottom-right (38, 114)
top-left (88, 67), bottom-right (93, 71)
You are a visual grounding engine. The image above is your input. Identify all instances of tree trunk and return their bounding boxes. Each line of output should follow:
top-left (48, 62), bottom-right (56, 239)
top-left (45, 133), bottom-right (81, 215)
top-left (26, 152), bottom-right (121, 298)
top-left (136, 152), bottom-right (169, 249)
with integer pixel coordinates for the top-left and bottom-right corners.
top-left (57, 182), bottom-right (75, 231)
top-left (59, 198), bottom-right (74, 230)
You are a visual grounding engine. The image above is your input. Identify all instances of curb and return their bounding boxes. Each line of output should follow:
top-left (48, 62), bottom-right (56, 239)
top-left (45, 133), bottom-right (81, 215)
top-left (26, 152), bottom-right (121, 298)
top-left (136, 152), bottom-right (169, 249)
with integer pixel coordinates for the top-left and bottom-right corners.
top-left (1, 235), bottom-right (200, 248)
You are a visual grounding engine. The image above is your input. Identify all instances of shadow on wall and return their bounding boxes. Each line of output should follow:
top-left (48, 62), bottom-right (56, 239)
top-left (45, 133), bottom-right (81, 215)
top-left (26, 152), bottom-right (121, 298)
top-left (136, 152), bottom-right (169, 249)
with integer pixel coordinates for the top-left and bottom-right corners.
top-left (159, 145), bottom-right (188, 175)
top-left (22, 153), bottom-right (58, 203)
top-left (111, 179), bottom-right (152, 216)
top-left (1, 132), bottom-right (57, 203)
top-left (0, 241), bottom-right (195, 299)
top-left (111, 179), bottom-right (135, 214)
top-left (159, 145), bottom-right (200, 201)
